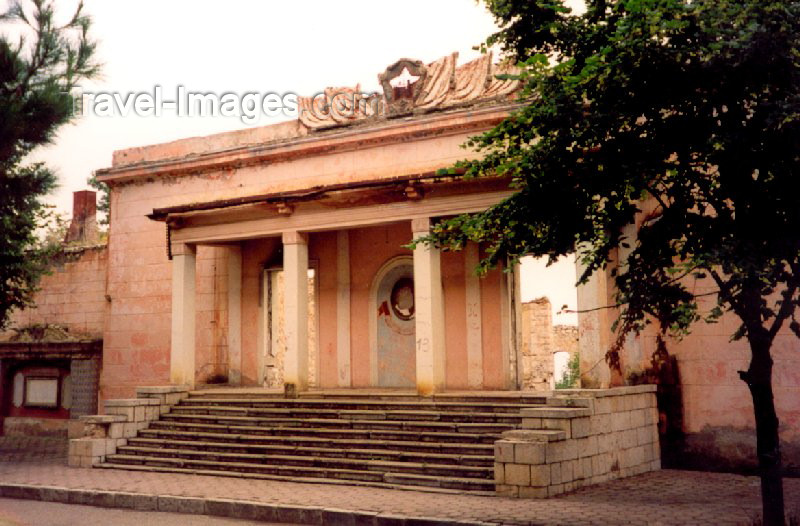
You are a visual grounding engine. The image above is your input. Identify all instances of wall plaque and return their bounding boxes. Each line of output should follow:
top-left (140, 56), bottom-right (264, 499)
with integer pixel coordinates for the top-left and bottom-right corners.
top-left (24, 377), bottom-right (60, 408)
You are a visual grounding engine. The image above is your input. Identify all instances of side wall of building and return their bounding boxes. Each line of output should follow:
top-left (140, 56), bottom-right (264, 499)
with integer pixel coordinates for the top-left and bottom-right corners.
top-left (1, 244), bottom-right (106, 432)
top-left (637, 291), bottom-right (800, 474)
top-left (4, 246), bottom-right (108, 338)
top-left (577, 206), bottom-right (800, 473)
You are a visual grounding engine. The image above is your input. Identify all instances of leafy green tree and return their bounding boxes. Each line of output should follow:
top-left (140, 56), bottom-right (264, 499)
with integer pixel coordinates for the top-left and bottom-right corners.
top-left (0, 0), bottom-right (98, 329)
top-left (425, 1), bottom-right (798, 522)
top-left (555, 352), bottom-right (580, 389)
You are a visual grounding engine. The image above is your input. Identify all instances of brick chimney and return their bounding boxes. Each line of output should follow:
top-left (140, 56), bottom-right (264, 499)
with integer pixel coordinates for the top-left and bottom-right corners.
top-left (64, 190), bottom-right (100, 244)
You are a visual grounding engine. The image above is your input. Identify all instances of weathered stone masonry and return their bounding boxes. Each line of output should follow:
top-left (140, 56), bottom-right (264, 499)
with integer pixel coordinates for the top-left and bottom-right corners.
top-left (494, 385), bottom-right (660, 498)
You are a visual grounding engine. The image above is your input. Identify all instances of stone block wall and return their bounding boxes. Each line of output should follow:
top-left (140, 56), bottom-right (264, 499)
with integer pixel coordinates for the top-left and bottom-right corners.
top-left (3, 245), bottom-right (108, 339)
top-left (494, 385), bottom-right (659, 497)
top-left (68, 386), bottom-right (188, 468)
top-left (519, 298), bottom-right (554, 390)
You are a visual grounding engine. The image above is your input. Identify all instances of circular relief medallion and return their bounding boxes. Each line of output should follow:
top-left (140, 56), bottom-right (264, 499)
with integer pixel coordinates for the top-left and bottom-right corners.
top-left (390, 277), bottom-right (415, 321)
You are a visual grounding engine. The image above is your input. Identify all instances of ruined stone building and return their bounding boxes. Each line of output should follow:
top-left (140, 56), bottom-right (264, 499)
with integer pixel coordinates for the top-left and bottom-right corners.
top-left (1, 52), bottom-right (796, 480)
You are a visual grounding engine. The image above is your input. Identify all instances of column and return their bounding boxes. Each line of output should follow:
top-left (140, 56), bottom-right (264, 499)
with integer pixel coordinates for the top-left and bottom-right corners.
top-left (575, 246), bottom-right (612, 388)
top-left (171, 243), bottom-right (196, 387)
top-left (282, 231), bottom-right (309, 396)
top-left (503, 260), bottom-right (523, 390)
top-left (336, 230), bottom-right (352, 387)
top-left (411, 218), bottom-right (446, 395)
top-left (227, 245), bottom-right (242, 385)
top-left (464, 242), bottom-right (484, 389)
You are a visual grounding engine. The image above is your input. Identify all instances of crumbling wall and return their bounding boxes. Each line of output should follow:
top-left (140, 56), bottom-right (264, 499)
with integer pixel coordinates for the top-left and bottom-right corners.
top-left (520, 298), bottom-right (554, 390)
top-left (553, 325), bottom-right (578, 355)
top-left (2, 246), bottom-right (107, 339)
top-left (261, 271), bottom-right (318, 389)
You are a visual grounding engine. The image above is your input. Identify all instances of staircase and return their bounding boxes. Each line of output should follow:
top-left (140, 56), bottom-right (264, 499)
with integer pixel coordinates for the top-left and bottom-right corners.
top-left (99, 390), bottom-right (547, 494)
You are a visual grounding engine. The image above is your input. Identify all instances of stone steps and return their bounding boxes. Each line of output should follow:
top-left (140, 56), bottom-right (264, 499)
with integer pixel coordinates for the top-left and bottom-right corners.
top-left (130, 433), bottom-right (495, 456)
top-left (189, 391), bottom-right (547, 405)
top-left (100, 392), bottom-right (543, 493)
top-left (179, 399), bottom-right (541, 413)
top-left (146, 420), bottom-right (504, 443)
top-left (159, 413), bottom-right (514, 433)
top-left (103, 454), bottom-right (495, 491)
top-left (123, 438), bottom-right (494, 465)
top-left (169, 405), bottom-right (524, 423)
top-left (111, 446), bottom-right (493, 478)
top-left (95, 462), bottom-right (496, 495)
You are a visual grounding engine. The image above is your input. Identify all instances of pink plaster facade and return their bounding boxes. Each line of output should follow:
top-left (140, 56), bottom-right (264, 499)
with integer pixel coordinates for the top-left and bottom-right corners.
top-left (638, 288), bottom-right (800, 472)
top-left (577, 207), bottom-right (800, 472)
top-left (92, 94), bottom-right (521, 400)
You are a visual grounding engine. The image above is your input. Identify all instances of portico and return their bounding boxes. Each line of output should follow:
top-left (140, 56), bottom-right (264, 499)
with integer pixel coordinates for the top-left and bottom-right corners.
top-left (157, 170), bottom-right (519, 395)
top-left (96, 52), bottom-right (526, 396)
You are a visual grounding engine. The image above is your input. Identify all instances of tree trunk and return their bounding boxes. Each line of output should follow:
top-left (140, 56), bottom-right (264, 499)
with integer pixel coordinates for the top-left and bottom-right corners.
top-left (743, 332), bottom-right (785, 526)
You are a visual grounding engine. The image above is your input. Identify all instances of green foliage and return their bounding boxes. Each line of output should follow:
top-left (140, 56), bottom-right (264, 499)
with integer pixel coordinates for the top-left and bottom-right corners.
top-left (0, 0), bottom-right (98, 329)
top-left (87, 173), bottom-right (109, 226)
top-left (427, 0), bottom-right (800, 351)
top-left (555, 352), bottom-right (580, 389)
top-left (423, 0), bottom-right (797, 521)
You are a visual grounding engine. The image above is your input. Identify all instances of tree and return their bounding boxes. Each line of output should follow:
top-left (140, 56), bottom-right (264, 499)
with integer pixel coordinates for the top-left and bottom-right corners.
top-left (87, 173), bottom-right (109, 226)
top-left (423, 1), bottom-right (799, 523)
top-left (0, 0), bottom-right (98, 329)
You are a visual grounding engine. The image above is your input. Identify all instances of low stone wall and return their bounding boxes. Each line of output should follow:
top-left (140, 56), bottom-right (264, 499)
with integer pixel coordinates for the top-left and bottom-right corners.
top-left (68, 386), bottom-right (188, 468)
top-left (495, 385), bottom-right (660, 497)
top-left (3, 417), bottom-right (69, 437)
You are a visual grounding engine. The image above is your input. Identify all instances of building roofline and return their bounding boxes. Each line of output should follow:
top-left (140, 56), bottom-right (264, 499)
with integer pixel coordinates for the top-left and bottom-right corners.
top-left (97, 103), bottom-right (520, 185)
top-left (147, 170), bottom-right (471, 222)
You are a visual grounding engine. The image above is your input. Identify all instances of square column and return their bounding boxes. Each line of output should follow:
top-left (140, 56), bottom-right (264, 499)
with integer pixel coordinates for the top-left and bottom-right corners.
top-left (227, 245), bottom-right (243, 385)
top-left (336, 230), bottom-right (352, 387)
top-left (282, 231), bottom-right (309, 396)
top-left (411, 218), bottom-right (446, 395)
top-left (464, 242), bottom-right (484, 389)
top-left (576, 245), bottom-right (613, 388)
top-left (171, 243), bottom-right (196, 388)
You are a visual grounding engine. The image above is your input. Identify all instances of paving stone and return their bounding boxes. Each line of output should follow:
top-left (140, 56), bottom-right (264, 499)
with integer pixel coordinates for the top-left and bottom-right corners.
top-left (1, 436), bottom-right (799, 526)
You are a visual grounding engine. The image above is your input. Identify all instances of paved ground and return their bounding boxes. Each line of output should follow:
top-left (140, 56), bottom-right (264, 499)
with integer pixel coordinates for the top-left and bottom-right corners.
top-left (0, 498), bottom-right (291, 526)
top-left (1, 437), bottom-right (798, 525)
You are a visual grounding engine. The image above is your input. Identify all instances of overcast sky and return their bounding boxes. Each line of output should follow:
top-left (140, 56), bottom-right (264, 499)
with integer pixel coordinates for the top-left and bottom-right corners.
top-left (7, 0), bottom-right (578, 323)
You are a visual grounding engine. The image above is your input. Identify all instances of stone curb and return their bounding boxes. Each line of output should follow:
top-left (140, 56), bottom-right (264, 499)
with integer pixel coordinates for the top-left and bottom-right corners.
top-left (0, 483), bottom-right (499, 525)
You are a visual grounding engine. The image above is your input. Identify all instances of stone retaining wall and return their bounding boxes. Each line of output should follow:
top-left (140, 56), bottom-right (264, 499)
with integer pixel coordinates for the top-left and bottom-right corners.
top-left (495, 385), bottom-right (660, 497)
top-left (68, 386), bottom-right (188, 468)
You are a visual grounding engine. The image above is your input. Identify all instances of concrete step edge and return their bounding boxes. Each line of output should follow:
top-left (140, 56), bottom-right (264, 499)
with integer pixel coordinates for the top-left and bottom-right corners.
top-left (146, 421), bottom-right (505, 440)
top-left (115, 447), bottom-right (495, 472)
top-left (160, 414), bottom-right (515, 429)
top-left (182, 397), bottom-right (543, 408)
top-left (125, 439), bottom-right (495, 459)
top-left (103, 455), bottom-right (495, 486)
top-left (132, 433), bottom-right (495, 451)
top-left (171, 406), bottom-right (525, 419)
top-left (519, 407), bottom-right (592, 418)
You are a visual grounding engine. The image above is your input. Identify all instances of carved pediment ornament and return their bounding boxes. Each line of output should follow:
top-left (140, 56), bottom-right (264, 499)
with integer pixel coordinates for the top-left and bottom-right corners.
top-left (298, 53), bottom-right (520, 130)
top-left (378, 58), bottom-right (428, 116)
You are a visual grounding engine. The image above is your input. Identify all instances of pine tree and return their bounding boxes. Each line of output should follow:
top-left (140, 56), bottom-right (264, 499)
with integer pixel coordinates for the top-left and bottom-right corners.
top-left (0, 0), bottom-right (98, 328)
